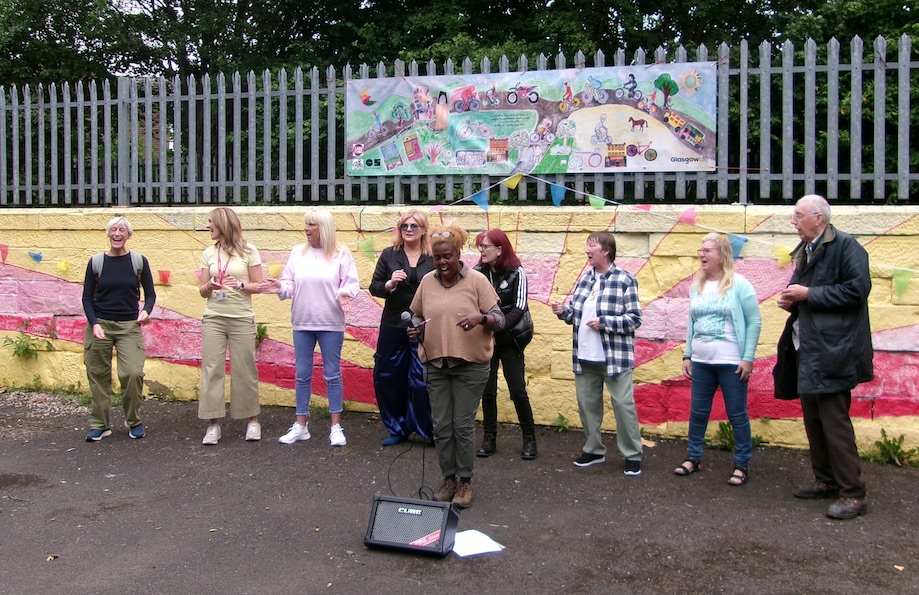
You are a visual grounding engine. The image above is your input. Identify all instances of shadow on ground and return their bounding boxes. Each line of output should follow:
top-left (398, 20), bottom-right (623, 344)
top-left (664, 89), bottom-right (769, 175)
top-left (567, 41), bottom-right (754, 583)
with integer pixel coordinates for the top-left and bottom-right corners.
top-left (1, 397), bottom-right (917, 594)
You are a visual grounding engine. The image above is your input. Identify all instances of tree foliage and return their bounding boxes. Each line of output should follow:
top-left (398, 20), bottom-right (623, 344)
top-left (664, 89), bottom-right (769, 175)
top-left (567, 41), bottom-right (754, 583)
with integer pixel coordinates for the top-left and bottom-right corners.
top-left (3, 0), bottom-right (913, 86)
top-left (0, 0), bottom-right (118, 84)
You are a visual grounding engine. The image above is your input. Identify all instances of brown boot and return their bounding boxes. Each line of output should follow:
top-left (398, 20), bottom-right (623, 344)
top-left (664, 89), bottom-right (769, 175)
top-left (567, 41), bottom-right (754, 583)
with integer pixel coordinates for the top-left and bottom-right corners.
top-left (433, 477), bottom-right (457, 502)
top-left (521, 432), bottom-right (538, 460)
top-left (451, 482), bottom-right (474, 508)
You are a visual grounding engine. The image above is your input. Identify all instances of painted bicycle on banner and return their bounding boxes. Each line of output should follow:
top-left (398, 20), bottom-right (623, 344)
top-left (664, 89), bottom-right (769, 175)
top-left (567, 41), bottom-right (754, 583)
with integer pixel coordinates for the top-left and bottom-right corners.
top-left (483, 83), bottom-right (501, 107)
top-left (626, 141), bottom-right (658, 161)
top-left (580, 75), bottom-right (609, 104)
top-left (451, 84), bottom-right (481, 112)
top-left (569, 151), bottom-right (604, 170)
top-left (457, 120), bottom-right (494, 140)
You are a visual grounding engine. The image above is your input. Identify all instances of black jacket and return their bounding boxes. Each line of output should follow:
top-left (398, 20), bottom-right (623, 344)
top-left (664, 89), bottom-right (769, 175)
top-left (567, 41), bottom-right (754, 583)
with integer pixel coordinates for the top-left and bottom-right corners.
top-left (369, 246), bottom-right (435, 328)
top-left (780, 224), bottom-right (873, 395)
top-left (474, 265), bottom-right (528, 325)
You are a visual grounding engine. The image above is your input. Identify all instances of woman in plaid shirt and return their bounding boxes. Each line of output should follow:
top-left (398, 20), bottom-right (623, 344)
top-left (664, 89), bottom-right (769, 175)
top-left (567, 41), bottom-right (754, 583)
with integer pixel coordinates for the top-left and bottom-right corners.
top-left (552, 231), bottom-right (643, 475)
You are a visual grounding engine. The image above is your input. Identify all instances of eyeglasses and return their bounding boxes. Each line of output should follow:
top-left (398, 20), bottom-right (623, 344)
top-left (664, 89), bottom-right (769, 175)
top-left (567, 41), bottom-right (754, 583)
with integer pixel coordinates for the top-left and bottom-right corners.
top-left (791, 211), bottom-right (820, 221)
top-left (400, 223), bottom-right (420, 231)
top-left (430, 231), bottom-right (453, 240)
top-left (478, 244), bottom-right (496, 251)
top-left (697, 248), bottom-right (715, 255)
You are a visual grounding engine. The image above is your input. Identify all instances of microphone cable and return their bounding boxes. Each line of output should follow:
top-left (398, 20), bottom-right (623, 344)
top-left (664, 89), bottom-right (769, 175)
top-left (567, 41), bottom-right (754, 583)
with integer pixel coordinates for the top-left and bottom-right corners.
top-left (384, 313), bottom-right (435, 500)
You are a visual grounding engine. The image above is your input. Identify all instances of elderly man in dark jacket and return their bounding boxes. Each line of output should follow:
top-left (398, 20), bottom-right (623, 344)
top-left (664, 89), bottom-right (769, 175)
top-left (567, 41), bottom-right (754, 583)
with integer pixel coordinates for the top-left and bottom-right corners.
top-left (777, 194), bottom-right (873, 520)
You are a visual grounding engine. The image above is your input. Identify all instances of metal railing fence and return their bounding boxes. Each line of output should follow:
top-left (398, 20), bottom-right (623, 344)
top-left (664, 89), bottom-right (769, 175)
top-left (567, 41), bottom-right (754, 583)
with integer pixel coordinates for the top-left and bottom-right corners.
top-left (0, 35), bottom-right (915, 207)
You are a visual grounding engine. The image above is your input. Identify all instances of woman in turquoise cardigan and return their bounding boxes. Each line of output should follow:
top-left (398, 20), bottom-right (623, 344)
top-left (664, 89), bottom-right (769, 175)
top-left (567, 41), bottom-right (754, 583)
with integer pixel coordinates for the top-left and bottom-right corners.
top-left (674, 233), bottom-right (762, 486)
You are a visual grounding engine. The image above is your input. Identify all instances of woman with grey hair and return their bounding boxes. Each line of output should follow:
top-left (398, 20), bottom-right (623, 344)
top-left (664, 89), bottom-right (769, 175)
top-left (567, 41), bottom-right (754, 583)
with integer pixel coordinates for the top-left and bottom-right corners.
top-left (81, 216), bottom-right (156, 441)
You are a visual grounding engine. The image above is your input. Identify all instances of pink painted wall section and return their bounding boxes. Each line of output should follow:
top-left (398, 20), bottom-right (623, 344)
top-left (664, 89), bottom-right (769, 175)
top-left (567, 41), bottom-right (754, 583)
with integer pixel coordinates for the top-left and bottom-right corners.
top-left (0, 205), bottom-right (917, 445)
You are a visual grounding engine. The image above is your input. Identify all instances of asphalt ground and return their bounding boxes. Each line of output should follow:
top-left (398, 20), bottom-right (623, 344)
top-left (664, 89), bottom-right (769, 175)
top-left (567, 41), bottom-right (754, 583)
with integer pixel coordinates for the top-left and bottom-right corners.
top-left (1, 395), bottom-right (917, 595)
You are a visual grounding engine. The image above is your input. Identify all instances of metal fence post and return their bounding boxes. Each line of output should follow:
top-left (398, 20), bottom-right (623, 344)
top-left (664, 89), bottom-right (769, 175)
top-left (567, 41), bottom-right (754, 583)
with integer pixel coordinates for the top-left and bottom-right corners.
top-left (117, 77), bottom-right (131, 206)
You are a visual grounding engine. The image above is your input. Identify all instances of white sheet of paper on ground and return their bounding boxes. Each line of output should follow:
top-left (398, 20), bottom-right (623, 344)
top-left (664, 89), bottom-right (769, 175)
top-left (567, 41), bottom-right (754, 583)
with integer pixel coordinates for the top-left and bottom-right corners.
top-left (452, 529), bottom-right (505, 557)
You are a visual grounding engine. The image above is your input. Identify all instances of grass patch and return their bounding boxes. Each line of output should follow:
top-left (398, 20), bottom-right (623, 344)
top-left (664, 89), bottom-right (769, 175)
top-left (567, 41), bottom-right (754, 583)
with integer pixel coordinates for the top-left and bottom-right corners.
top-left (552, 412), bottom-right (570, 432)
top-left (708, 421), bottom-right (764, 451)
top-left (864, 429), bottom-right (919, 467)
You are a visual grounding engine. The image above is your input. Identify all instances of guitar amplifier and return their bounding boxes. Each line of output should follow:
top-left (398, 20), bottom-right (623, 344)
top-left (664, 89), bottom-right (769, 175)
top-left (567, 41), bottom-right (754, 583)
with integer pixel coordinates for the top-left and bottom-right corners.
top-left (364, 494), bottom-right (459, 557)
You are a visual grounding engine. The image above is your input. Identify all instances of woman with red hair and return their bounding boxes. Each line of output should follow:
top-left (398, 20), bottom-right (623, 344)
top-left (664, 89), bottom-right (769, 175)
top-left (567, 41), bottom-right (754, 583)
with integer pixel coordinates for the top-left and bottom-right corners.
top-left (473, 229), bottom-right (537, 460)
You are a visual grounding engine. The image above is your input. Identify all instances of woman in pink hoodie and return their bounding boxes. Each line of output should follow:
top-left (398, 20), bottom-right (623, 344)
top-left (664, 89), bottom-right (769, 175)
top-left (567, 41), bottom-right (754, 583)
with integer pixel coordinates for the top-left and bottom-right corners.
top-left (260, 209), bottom-right (360, 447)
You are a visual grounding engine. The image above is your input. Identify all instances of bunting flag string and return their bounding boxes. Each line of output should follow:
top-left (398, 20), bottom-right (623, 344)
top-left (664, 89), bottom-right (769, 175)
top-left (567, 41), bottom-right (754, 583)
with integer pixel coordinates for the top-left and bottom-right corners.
top-left (893, 268), bottom-right (914, 299)
top-left (550, 183), bottom-right (567, 207)
top-left (469, 190), bottom-right (489, 211)
top-left (267, 262), bottom-right (284, 278)
top-left (357, 237), bottom-right (376, 261)
top-left (728, 234), bottom-right (748, 260)
top-left (677, 207), bottom-right (696, 226)
top-left (775, 246), bottom-right (793, 267)
top-left (503, 173), bottom-right (522, 189)
top-left (0, 174), bottom-right (916, 297)
top-left (524, 172), bottom-right (787, 260)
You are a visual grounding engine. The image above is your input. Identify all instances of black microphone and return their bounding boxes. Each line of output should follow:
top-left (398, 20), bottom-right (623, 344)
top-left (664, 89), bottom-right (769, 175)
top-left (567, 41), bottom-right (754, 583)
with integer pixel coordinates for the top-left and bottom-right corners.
top-left (402, 311), bottom-right (431, 328)
top-left (401, 311), bottom-right (419, 328)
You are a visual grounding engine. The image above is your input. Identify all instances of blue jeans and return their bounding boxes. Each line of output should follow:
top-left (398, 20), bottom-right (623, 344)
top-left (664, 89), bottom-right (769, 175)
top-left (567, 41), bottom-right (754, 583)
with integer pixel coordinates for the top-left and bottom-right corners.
top-left (293, 330), bottom-right (344, 416)
top-left (687, 362), bottom-right (752, 467)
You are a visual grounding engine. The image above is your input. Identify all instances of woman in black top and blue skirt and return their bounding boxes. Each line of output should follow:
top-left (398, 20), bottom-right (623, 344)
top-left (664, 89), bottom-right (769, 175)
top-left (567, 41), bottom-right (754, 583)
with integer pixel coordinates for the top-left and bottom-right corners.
top-left (369, 211), bottom-right (436, 446)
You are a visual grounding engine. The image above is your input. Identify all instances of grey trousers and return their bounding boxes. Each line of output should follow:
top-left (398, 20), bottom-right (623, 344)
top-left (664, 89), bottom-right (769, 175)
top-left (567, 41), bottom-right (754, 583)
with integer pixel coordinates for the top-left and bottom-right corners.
top-left (425, 361), bottom-right (491, 479)
top-left (574, 363), bottom-right (642, 460)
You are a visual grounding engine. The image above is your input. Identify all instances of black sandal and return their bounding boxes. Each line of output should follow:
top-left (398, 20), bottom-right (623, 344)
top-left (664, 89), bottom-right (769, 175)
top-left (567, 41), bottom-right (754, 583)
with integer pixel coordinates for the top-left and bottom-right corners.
top-left (673, 459), bottom-right (701, 476)
top-left (728, 466), bottom-right (748, 486)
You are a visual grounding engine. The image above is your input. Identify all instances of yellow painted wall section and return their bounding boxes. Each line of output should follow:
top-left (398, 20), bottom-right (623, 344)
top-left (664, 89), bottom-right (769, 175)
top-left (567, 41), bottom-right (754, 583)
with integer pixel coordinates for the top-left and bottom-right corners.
top-left (1, 205), bottom-right (917, 452)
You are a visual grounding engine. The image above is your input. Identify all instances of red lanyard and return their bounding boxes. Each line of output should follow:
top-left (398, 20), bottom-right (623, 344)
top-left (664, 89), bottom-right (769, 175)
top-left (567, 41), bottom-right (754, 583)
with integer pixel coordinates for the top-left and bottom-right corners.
top-left (215, 246), bottom-right (231, 284)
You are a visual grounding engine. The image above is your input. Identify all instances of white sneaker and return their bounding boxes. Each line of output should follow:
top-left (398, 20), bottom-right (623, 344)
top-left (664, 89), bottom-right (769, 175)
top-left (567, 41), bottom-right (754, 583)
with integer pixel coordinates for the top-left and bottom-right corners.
top-left (279, 422), bottom-right (310, 444)
top-left (245, 421), bottom-right (261, 442)
top-left (329, 424), bottom-right (347, 447)
top-left (202, 424), bottom-right (221, 445)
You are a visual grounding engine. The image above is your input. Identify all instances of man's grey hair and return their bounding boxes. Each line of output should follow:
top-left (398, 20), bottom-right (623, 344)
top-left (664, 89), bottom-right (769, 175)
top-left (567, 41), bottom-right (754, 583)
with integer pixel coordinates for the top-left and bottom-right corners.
top-left (797, 194), bottom-right (831, 224)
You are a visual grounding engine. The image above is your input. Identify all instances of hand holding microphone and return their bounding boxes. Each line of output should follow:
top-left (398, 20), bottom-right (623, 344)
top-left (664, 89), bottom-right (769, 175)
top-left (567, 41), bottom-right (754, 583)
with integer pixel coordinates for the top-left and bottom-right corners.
top-left (403, 311), bottom-right (424, 340)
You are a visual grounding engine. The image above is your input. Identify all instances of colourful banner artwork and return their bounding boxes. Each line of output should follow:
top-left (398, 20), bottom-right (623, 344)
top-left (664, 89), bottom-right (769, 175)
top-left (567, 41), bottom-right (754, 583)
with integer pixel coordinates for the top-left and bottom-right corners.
top-left (345, 63), bottom-right (717, 177)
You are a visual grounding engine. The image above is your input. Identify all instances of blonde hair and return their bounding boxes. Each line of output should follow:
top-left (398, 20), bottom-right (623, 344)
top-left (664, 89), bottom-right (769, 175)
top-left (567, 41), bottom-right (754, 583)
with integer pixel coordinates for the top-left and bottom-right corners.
top-left (693, 232), bottom-right (735, 296)
top-left (209, 207), bottom-right (250, 257)
top-left (391, 210), bottom-right (432, 256)
top-left (303, 208), bottom-right (345, 260)
top-left (428, 223), bottom-right (468, 255)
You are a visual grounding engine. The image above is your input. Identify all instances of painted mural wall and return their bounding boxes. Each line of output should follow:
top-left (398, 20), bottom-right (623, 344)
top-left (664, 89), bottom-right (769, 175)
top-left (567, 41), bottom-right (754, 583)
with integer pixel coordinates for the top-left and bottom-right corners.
top-left (1, 205), bottom-right (917, 449)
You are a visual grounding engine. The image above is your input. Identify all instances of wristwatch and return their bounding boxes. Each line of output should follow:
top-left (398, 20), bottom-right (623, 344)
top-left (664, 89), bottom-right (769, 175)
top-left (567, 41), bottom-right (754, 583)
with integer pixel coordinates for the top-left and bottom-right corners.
top-left (482, 314), bottom-right (488, 325)
top-left (237, 281), bottom-right (245, 291)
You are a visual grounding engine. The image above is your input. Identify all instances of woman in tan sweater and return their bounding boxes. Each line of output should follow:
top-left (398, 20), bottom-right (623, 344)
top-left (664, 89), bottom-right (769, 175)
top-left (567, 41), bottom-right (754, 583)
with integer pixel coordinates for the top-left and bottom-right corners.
top-left (407, 224), bottom-right (504, 509)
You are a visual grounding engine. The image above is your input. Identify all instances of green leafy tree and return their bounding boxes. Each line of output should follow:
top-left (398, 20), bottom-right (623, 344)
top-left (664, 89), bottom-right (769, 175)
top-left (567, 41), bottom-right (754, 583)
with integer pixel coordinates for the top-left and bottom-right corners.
top-left (654, 73), bottom-right (679, 108)
top-left (0, 0), bottom-right (118, 85)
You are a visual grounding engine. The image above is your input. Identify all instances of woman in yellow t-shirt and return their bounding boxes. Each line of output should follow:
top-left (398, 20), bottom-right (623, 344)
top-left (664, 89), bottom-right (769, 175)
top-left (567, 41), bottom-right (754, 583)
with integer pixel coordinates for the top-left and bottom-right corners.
top-left (198, 207), bottom-right (264, 445)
